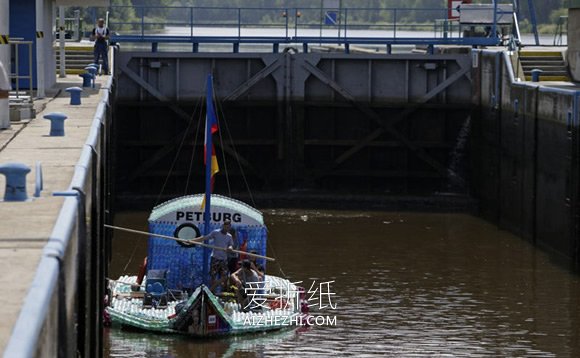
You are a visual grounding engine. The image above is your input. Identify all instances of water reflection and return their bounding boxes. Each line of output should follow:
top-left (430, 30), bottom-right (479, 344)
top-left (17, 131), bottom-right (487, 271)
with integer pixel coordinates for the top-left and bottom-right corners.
top-left (106, 210), bottom-right (580, 356)
top-left (105, 327), bottom-right (303, 357)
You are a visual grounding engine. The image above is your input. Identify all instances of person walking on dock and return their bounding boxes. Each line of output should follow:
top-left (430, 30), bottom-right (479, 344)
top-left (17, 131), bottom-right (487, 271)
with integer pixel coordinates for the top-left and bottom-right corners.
top-left (91, 18), bottom-right (110, 75)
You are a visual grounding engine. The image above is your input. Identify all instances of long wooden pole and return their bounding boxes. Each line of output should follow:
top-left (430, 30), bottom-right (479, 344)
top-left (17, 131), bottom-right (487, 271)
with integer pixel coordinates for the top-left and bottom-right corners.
top-left (104, 224), bottom-right (275, 262)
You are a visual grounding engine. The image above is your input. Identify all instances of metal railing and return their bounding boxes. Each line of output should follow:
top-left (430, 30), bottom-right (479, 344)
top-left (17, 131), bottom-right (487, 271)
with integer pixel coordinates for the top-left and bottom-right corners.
top-left (553, 15), bottom-right (567, 46)
top-left (434, 19), bottom-right (461, 39)
top-left (3, 67), bottom-right (113, 358)
top-left (108, 5), bottom-right (510, 48)
top-left (55, 10), bottom-right (83, 41)
top-left (9, 39), bottom-right (34, 98)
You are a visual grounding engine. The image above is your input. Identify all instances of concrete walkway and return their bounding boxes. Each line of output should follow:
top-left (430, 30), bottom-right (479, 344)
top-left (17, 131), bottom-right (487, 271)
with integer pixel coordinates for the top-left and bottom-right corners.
top-left (0, 74), bottom-right (110, 352)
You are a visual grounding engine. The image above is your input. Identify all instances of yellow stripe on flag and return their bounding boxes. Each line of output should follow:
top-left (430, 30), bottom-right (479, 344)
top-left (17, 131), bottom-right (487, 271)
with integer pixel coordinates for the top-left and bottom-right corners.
top-left (211, 154), bottom-right (220, 177)
top-left (200, 154), bottom-right (220, 210)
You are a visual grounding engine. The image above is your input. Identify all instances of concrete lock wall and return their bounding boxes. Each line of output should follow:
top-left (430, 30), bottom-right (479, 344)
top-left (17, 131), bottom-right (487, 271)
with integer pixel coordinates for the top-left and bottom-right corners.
top-left (476, 50), bottom-right (580, 262)
top-left (568, 7), bottom-right (580, 81)
top-left (113, 51), bottom-right (475, 208)
top-left (113, 49), bottom-right (580, 261)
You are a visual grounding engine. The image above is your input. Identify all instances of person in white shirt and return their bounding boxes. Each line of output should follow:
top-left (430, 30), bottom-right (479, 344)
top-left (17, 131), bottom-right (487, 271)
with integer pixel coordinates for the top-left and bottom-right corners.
top-left (90, 18), bottom-right (110, 75)
top-left (194, 220), bottom-right (234, 292)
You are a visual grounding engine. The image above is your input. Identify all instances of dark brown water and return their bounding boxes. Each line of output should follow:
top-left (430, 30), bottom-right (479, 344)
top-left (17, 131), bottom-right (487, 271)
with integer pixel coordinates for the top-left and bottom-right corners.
top-left (105, 210), bottom-right (580, 357)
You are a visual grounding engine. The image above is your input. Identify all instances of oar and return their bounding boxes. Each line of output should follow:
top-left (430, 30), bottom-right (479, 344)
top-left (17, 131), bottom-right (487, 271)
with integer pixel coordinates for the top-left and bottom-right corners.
top-left (104, 224), bottom-right (275, 262)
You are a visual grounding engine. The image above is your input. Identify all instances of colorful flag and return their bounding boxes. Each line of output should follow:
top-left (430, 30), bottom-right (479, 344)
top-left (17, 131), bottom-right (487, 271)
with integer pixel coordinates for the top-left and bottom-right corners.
top-left (201, 76), bottom-right (219, 210)
top-left (204, 113), bottom-right (220, 190)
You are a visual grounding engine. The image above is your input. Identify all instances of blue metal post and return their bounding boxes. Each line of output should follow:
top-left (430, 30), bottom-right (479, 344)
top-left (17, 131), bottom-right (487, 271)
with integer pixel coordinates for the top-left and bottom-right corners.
top-left (203, 74), bottom-right (214, 284)
top-left (141, 7), bottom-right (145, 38)
top-left (527, 0), bottom-right (540, 45)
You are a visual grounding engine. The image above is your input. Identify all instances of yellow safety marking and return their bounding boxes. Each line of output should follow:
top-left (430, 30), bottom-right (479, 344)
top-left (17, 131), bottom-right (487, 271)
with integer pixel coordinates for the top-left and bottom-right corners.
top-left (53, 46), bottom-right (93, 52)
top-left (55, 69), bottom-right (87, 75)
top-left (524, 75), bottom-right (570, 82)
top-left (0, 35), bottom-right (9, 44)
top-left (36, 31), bottom-right (44, 38)
top-left (519, 51), bottom-right (562, 57)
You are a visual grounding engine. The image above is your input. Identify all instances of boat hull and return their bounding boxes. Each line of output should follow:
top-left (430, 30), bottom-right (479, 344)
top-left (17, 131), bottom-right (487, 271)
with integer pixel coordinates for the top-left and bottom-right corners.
top-left (107, 275), bottom-right (305, 338)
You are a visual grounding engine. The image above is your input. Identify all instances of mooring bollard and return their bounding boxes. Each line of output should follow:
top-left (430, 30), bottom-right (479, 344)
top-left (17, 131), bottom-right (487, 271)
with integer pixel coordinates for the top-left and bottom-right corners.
top-left (79, 73), bottom-right (93, 88)
top-left (84, 66), bottom-right (98, 88)
top-left (65, 86), bottom-right (83, 105)
top-left (531, 69), bottom-right (543, 82)
top-left (86, 64), bottom-right (98, 74)
top-left (84, 65), bottom-right (97, 76)
top-left (0, 162), bottom-right (31, 201)
top-left (43, 112), bottom-right (68, 136)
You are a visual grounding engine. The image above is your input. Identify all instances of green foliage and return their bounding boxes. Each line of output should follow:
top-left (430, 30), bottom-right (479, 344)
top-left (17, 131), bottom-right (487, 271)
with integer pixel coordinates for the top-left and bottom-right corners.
top-left (110, 0), bottom-right (140, 31)
top-left (67, 0), bottom-right (569, 34)
top-left (549, 7), bottom-right (568, 24)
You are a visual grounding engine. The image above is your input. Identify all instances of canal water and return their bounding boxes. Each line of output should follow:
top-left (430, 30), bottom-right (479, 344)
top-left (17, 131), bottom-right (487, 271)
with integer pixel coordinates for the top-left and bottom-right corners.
top-left (105, 210), bottom-right (580, 357)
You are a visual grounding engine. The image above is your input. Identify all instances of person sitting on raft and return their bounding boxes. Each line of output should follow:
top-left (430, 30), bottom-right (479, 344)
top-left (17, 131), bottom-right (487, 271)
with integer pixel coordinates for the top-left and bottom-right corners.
top-left (249, 250), bottom-right (265, 279)
top-left (230, 259), bottom-right (262, 310)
